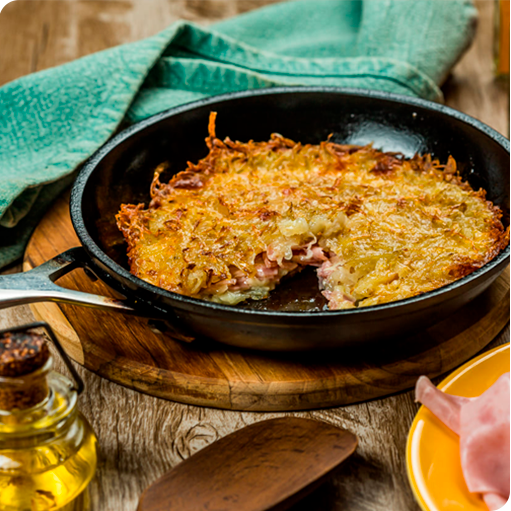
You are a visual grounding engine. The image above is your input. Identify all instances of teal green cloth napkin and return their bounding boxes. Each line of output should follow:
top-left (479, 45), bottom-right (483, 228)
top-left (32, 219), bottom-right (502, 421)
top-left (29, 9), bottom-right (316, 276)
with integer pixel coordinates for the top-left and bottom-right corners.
top-left (0, 0), bottom-right (477, 268)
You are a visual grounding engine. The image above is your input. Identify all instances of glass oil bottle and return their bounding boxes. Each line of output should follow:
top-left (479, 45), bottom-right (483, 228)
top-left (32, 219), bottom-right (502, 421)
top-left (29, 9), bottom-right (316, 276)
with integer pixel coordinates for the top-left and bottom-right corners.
top-left (0, 322), bottom-right (97, 510)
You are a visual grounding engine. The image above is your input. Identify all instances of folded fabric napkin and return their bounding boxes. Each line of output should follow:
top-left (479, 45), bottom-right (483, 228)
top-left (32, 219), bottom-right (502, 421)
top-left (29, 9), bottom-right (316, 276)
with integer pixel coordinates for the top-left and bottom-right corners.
top-left (0, 0), bottom-right (477, 268)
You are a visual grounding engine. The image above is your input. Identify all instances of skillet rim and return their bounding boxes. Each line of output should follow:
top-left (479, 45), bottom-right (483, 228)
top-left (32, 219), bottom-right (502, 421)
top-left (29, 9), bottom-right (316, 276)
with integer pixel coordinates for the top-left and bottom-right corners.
top-left (71, 86), bottom-right (511, 317)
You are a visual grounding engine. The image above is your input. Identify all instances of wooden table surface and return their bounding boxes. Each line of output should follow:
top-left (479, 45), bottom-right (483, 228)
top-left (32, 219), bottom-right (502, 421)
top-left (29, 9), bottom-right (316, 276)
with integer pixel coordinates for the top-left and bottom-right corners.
top-left (0, 1), bottom-right (509, 510)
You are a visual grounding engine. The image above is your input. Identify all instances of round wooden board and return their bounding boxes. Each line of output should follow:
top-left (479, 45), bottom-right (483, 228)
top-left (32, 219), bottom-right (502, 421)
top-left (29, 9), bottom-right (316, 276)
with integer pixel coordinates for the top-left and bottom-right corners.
top-left (23, 193), bottom-right (510, 411)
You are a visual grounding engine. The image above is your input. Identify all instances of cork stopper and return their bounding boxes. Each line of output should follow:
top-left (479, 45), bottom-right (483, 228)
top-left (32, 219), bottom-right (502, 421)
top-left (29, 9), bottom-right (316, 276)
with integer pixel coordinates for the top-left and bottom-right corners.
top-left (0, 331), bottom-right (50, 411)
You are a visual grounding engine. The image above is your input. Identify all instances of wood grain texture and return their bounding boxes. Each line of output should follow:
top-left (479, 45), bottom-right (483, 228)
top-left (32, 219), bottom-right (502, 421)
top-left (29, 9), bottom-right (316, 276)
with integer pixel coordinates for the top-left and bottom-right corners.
top-left (0, 1), bottom-right (509, 510)
top-left (22, 191), bottom-right (511, 410)
top-left (137, 418), bottom-right (357, 511)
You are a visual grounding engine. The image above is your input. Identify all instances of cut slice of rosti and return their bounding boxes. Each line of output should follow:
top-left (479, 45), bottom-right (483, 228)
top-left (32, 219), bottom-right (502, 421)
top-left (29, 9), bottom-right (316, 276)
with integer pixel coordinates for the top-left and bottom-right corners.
top-left (116, 112), bottom-right (509, 309)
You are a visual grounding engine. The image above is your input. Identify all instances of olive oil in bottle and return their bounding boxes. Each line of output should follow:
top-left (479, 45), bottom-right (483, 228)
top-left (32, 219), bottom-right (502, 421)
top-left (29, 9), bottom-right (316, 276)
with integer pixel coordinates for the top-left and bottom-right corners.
top-left (0, 325), bottom-right (97, 510)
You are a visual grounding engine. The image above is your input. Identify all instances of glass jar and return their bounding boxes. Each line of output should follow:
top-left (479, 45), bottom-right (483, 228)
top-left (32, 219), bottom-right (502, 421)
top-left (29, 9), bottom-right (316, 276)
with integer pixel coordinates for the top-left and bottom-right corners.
top-left (0, 329), bottom-right (97, 511)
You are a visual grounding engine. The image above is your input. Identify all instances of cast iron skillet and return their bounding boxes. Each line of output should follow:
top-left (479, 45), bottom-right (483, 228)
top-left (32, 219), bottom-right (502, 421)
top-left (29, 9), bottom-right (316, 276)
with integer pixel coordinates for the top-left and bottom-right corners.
top-left (1, 88), bottom-right (509, 350)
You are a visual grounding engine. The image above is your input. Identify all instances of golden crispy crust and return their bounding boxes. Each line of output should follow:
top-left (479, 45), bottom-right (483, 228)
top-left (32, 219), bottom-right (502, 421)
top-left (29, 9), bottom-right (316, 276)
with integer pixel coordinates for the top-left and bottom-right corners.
top-left (116, 113), bottom-right (509, 309)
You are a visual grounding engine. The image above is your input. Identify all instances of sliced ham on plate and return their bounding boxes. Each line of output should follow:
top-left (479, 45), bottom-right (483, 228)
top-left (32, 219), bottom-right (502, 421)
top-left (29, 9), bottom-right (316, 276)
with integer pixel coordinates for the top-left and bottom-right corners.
top-left (415, 373), bottom-right (510, 510)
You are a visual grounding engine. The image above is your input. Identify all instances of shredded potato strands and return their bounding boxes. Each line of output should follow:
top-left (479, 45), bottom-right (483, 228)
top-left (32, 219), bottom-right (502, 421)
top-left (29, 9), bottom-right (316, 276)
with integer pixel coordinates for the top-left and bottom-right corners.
top-left (116, 113), bottom-right (509, 310)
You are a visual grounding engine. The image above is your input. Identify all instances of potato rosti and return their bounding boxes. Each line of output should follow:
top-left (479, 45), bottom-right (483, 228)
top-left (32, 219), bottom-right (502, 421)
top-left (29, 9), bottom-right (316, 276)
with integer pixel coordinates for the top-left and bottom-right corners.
top-left (116, 113), bottom-right (509, 309)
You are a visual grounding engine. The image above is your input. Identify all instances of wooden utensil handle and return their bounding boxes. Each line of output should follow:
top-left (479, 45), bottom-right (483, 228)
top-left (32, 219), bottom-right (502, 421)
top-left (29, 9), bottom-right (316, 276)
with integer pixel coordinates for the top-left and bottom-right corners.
top-left (137, 418), bottom-right (358, 511)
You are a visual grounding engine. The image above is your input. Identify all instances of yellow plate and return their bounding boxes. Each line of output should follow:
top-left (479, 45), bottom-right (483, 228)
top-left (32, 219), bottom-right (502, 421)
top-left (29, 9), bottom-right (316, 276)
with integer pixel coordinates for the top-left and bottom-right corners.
top-left (406, 343), bottom-right (510, 511)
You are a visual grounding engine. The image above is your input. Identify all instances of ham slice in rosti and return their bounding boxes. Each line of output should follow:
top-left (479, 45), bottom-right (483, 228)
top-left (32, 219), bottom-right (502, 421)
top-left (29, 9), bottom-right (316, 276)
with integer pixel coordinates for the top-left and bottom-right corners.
top-left (415, 373), bottom-right (510, 510)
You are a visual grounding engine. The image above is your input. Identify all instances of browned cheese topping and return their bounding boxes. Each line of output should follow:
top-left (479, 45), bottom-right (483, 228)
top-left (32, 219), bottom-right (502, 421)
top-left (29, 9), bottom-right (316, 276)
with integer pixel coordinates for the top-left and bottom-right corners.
top-left (116, 113), bottom-right (509, 310)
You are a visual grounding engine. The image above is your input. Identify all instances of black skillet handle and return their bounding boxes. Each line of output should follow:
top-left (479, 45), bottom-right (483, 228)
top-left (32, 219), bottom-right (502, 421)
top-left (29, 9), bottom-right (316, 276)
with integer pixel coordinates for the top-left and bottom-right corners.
top-left (0, 247), bottom-right (138, 313)
top-left (0, 247), bottom-right (195, 342)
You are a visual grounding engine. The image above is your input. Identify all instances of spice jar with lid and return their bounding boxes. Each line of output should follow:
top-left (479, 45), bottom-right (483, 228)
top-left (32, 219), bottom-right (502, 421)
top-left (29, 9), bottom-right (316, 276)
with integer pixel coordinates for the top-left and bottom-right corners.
top-left (0, 322), bottom-right (97, 511)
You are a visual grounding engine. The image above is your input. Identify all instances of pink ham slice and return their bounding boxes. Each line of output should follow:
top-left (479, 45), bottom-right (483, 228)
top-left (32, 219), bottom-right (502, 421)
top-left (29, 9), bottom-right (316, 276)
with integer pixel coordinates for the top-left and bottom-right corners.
top-left (225, 246), bottom-right (326, 293)
top-left (291, 245), bottom-right (328, 266)
top-left (415, 374), bottom-right (510, 510)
